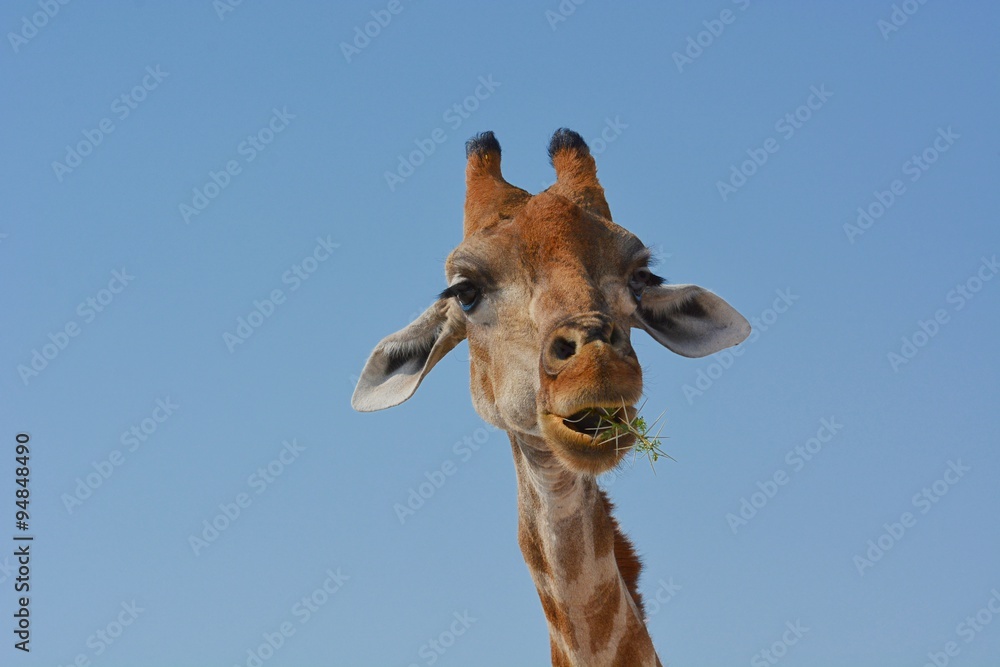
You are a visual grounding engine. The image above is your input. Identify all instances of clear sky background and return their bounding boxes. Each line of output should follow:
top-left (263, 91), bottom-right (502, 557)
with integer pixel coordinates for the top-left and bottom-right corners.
top-left (2, 2), bottom-right (999, 666)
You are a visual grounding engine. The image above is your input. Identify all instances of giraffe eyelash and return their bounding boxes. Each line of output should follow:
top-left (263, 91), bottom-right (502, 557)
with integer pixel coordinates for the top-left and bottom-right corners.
top-left (437, 282), bottom-right (473, 301)
top-left (646, 272), bottom-right (666, 287)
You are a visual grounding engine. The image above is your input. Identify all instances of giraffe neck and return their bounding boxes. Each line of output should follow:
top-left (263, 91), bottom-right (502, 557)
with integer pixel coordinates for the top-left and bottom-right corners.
top-left (508, 433), bottom-right (661, 666)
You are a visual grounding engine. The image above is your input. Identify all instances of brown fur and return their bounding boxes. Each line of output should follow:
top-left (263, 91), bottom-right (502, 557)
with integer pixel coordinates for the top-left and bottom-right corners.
top-left (518, 521), bottom-right (552, 578)
top-left (539, 590), bottom-right (574, 646)
top-left (355, 129), bottom-right (747, 664)
top-left (464, 141), bottom-right (531, 237)
top-left (550, 640), bottom-right (573, 667)
top-left (547, 148), bottom-right (613, 220)
top-left (612, 619), bottom-right (662, 667)
top-left (601, 490), bottom-right (645, 617)
top-left (467, 131), bottom-right (660, 664)
top-left (586, 576), bottom-right (621, 653)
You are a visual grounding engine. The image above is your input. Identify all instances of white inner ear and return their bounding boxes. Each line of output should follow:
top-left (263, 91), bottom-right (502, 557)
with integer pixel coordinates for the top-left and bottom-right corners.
top-left (379, 337), bottom-right (434, 377)
top-left (351, 301), bottom-right (465, 412)
top-left (636, 284), bottom-right (750, 358)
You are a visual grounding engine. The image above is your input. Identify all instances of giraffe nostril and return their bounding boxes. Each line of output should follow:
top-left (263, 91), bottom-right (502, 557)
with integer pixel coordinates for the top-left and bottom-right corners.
top-left (551, 337), bottom-right (577, 362)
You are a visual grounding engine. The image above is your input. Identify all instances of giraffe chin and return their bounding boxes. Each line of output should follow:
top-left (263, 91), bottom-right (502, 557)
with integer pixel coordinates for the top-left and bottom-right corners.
top-left (539, 404), bottom-right (639, 475)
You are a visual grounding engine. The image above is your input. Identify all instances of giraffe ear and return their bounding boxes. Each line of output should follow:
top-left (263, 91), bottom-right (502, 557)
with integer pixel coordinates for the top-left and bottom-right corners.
top-left (634, 284), bottom-right (750, 358)
top-left (352, 299), bottom-right (467, 412)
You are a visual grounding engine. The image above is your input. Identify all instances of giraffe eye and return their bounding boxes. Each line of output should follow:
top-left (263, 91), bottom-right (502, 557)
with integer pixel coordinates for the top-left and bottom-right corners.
top-left (629, 267), bottom-right (663, 301)
top-left (449, 282), bottom-right (481, 312)
top-left (629, 268), bottom-right (651, 300)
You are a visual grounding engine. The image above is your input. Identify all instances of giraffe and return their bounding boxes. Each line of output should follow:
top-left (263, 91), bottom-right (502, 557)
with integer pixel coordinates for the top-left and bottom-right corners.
top-left (352, 129), bottom-right (750, 665)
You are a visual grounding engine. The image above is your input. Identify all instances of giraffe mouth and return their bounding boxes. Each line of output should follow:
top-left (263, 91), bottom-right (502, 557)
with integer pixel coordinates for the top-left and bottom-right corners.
top-left (539, 403), bottom-right (640, 473)
top-left (561, 406), bottom-right (632, 438)
top-left (547, 404), bottom-right (639, 451)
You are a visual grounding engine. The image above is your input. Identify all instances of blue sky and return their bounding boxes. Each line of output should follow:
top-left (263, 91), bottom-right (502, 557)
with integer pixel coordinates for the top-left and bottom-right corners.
top-left (2, 1), bottom-right (999, 665)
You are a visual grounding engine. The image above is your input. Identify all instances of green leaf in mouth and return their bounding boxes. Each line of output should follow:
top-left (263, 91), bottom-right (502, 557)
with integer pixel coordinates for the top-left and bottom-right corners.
top-left (564, 402), bottom-right (673, 471)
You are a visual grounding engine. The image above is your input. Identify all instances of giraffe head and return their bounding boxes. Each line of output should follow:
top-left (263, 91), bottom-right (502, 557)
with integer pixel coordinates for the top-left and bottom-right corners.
top-left (353, 129), bottom-right (749, 474)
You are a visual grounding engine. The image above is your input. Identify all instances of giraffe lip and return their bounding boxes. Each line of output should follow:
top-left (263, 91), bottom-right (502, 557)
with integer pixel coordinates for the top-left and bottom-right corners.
top-left (544, 404), bottom-right (639, 450)
top-left (561, 406), bottom-right (631, 437)
top-left (539, 405), bottom-right (639, 471)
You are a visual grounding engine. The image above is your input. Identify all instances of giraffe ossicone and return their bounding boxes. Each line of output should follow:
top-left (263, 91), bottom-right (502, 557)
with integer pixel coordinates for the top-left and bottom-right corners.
top-left (353, 128), bottom-right (750, 666)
